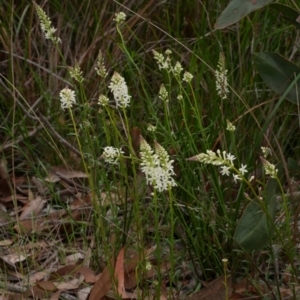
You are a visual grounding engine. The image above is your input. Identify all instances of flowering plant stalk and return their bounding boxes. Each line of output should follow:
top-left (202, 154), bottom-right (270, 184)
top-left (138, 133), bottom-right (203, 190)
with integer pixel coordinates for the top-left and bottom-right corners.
top-left (140, 136), bottom-right (176, 193)
top-left (33, 2), bottom-right (61, 44)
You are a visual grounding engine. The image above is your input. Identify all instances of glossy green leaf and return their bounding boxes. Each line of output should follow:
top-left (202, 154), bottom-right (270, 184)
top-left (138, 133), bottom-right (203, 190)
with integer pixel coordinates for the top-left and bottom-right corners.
top-left (233, 178), bottom-right (277, 251)
top-left (215, 0), bottom-right (273, 29)
top-left (253, 52), bottom-right (300, 104)
top-left (270, 4), bottom-right (300, 29)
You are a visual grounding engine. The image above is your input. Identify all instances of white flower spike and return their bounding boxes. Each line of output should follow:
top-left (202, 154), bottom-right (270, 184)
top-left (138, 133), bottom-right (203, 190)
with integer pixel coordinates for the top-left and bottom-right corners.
top-left (108, 72), bottom-right (131, 108)
top-left (101, 146), bottom-right (124, 165)
top-left (140, 137), bottom-right (176, 192)
top-left (33, 2), bottom-right (61, 44)
top-left (59, 88), bottom-right (76, 110)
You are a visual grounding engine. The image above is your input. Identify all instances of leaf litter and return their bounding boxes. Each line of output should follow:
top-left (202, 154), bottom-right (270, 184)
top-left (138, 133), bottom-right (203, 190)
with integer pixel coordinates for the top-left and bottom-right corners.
top-left (0, 164), bottom-right (298, 299)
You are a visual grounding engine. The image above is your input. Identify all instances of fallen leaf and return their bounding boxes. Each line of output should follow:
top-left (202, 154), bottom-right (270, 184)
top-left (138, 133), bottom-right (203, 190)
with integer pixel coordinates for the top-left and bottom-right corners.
top-left (1, 252), bottom-right (27, 266)
top-left (0, 239), bottom-right (13, 246)
top-left (24, 285), bottom-right (53, 299)
top-left (45, 167), bottom-right (87, 183)
top-left (130, 127), bottom-right (141, 153)
top-left (49, 264), bottom-right (97, 284)
top-left (115, 247), bottom-right (133, 299)
top-left (89, 259), bottom-right (114, 300)
top-left (115, 247), bottom-right (125, 297)
top-left (37, 280), bottom-right (58, 292)
top-left (185, 275), bottom-right (232, 300)
top-left (30, 271), bottom-right (50, 284)
top-left (49, 290), bottom-right (62, 300)
top-left (78, 286), bottom-right (92, 300)
top-left (54, 275), bottom-right (84, 290)
top-left (65, 252), bottom-right (84, 264)
top-left (19, 196), bottom-right (46, 220)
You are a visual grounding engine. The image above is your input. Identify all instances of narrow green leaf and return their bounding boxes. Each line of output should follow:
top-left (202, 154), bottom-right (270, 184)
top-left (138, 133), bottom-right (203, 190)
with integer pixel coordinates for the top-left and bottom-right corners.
top-left (270, 4), bottom-right (300, 29)
top-left (253, 52), bottom-right (300, 104)
top-left (215, 0), bottom-right (273, 30)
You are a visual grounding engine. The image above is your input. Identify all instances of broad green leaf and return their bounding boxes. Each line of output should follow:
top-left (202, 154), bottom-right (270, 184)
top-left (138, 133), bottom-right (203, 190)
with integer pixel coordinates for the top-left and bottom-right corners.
top-left (233, 178), bottom-right (277, 251)
top-left (215, 0), bottom-right (273, 30)
top-left (270, 4), bottom-right (300, 29)
top-left (253, 52), bottom-right (300, 104)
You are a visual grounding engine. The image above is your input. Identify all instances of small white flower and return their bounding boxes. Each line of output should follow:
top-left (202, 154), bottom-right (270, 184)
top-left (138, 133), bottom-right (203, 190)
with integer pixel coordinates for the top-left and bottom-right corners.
top-left (177, 94), bottom-right (183, 101)
top-left (183, 71), bottom-right (193, 83)
top-left (145, 261), bottom-right (152, 271)
top-left (152, 50), bottom-right (171, 71)
top-left (226, 153), bottom-right (236, 165)
top-left (147, 124), bottom-right (156, 132)
top-left (59, 88), bottom-right (76, 110)
top-left (233, 174), bottom-right (241, 183)
top-left (188, 150), bottom-right (236, 169)
top-left (249, 175), bottom-right (255, 182)
top-left (33, 2), bottom-right (61, 44)
top-left (261, 147), bottom-right (272, 158)
top-left (226, 119), bottom-right (235, 132)
top-left (98, 94), bottom-right (109, 106)
top-left (159, 84), bottom-right (168, 102)
top-left (95, 50), bottom-right (108, 78)
top-left (69, 63), bottom-right (84, 83)
top-left (101, 146), bottom-right (124, 165)
top-left (140, 137), bottom-right (176, 192)
top-left (261, 157), bottom-right (278, 178)
top-left (173, 61), bottom-right (183, 77)
top-left (114, 12), bottom-right (126, 25)
top-left (108, 72), bottom-right (131, 108)
top-left (215, 53), bottom-right (229, 99)
top-left (239, 164), bottom-right (248, 176)
top-left (220, 166), bottom-right (230, 176)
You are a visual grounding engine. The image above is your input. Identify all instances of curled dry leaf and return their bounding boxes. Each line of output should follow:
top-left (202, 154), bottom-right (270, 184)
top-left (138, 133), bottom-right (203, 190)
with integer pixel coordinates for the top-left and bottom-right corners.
top-left (45, 167), bottom-right (87, 183)
top-left (49, 264), bottom-right (98, 284)
top-left (54, 274), bottom-right (84, 290)
top-left (78, 287), bottom-right (92, 300)
top-left (185, 275), bottom-right (232, 300)
top-left (19, 196), bottom-right (46, 221)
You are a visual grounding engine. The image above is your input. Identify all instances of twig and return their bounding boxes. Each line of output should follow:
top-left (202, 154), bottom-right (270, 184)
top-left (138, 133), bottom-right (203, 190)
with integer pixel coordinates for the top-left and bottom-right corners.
top-left (0, 281), bottom-right (27, 293)
top-left (0, 126), bottom-right (42, 152)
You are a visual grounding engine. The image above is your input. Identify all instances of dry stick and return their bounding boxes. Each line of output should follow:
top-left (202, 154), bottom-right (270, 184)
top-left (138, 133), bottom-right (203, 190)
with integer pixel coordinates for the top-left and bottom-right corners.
top-left (55, 171), bottom-right (88, 192)
top-left (37, 111), bottom-right (81, 157)
top-left (0, 281), bottom-right (27, 294)
top-left (0, 126), bottom-right (42, 152)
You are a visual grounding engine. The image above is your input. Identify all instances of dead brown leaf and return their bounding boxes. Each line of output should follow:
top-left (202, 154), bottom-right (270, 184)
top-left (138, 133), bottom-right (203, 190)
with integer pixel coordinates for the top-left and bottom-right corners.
top-left (89, 259), bottom-right (114, 300)
top-left (114, 247), bottom-right (134, 299)
top-left (49, 264), bottom-right (97, 284)
top-left (49, 290), bottom-right (62, 300)
top-left (115, 247), bottom-right (125, 297)
top-left (54, 275), bottom-right (84, 290)
top-left (18, 196), bottom-right (46, 221)
top-left (37, 280), bottom-right (58, 292)
top-left (45, 167), bottom-right (87, 183)
top-left (130, 127), bottom-right (141, 153)
top-left (185, 275), bottom-right (232, 300)
top-left (24, 285), bottom-right (54, 299)
top-left (1, 252), bottom-right (27, 267)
